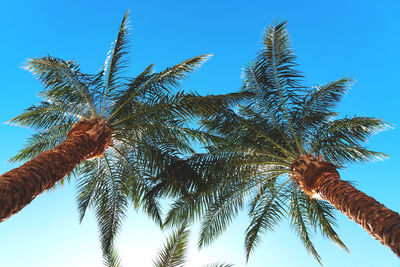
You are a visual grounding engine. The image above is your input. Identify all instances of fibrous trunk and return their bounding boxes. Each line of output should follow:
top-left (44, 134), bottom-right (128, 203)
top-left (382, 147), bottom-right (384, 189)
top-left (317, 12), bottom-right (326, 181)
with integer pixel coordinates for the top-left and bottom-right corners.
top-left (0, 118), bottom-right (113, 222)
top-left (291, 154), bottom-right (400, 257)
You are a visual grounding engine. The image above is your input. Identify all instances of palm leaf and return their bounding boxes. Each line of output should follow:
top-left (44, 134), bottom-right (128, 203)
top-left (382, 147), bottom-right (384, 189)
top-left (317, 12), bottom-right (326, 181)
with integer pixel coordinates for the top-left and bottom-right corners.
top-left (25, 56), bottom-right (97, 116)
top-left (198, 186), bottom-right (246, 248)
top-left (108, 55), bottom-right (211, 120)
top-left (103, 244), bottom-right (123, 267)
top-left (312, 116), bottom-right (389, 164)
top-left (9, 122), bottom-right (72, 162)
top-left (95, 155), bottom-right (128, 256)
top-left (290, 189), bottom-right (322, 265)
top-left (153, 223), bottom-right (190, 267)
top-left (244, 179), bottom-right (286, 261)
top-left (302, 195), bottom-right (349, 252)
top-left (101, 10), bottom-right (130, 116)
top-left (202, 264), bottom-right (234, 267)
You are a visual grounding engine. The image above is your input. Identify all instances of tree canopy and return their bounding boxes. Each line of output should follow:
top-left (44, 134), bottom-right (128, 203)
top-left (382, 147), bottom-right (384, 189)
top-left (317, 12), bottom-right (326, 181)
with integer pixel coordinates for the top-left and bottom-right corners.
top-left (163, 21), bottom-right (389, 264)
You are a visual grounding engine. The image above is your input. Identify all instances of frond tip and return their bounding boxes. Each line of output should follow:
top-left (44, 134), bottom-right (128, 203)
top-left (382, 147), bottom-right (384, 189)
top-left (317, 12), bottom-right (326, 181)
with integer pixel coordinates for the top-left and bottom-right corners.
top-left (153, 223), bottom-right (190, 267)
top-left (103, 244), bottom-right (123, 267)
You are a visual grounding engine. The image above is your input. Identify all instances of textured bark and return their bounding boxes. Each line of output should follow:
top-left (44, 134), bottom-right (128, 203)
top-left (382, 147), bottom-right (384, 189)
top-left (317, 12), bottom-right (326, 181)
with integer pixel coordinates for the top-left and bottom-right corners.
top-left (291, 154), bottom-right (400, 257)
top-left (0, 118), bottom-right (113, 222)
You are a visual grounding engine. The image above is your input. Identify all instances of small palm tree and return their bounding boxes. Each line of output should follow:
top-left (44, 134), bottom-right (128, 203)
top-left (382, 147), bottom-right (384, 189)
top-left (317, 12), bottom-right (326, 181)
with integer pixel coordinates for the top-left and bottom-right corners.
top-left (165, 21), bottom-right (400, 264)
top-left (1, 11), bottom-right (244, 263)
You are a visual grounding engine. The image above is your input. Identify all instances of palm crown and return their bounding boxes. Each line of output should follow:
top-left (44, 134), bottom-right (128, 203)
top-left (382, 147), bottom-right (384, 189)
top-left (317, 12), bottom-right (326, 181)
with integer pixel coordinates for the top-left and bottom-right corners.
top-left (164, 21), bottom-right (388, 264)
top-left (8, 12), bottom-right (245, 264)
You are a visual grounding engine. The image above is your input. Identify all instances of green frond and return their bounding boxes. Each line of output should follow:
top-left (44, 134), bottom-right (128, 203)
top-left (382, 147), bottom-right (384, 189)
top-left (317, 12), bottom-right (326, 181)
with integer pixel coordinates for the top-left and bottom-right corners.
top-left (164, 193), bottom-right (209, 227)
top-left (303, 196), bottom-right (349, 252)
top-left (150, 54), bottom-right (211, 92)
top-left (103, 244), bottom-right (123, 267)
top-left (312, 116), bottom-right (389, 164)
top-left (202, 264), bottom-right (234, 267)
top-left (110, 140), bottom-right (180, 227)
top-left (290, 189), bottom-right (322, 265)
top-left (25, 56), bottom-right (97, 116)
top-left (116, 151), bottom-right (164, 226)
top-left (302, 78), bottom-right (353, 117)
top-left (296, 77), bottom-right (353, 136)
top-left (101, 11), bottom-right (130, 116)
top-left (244, 180), bottom-right (286, 262)
top-left (242, 20), bottom-right (305, 153)
top-left (260, 20), bottom-right (303, 93)
top-left (94, 155), bottom-right (128, 260)
top-left (140, 190), bottom-right (164, 227)
top-left (237, 116), bottom-right (296, 159)
top-left (113, 91), bottom-right (250, 130)
top-left (108, 55), bottom-right (211, 120)
top-left (7, 101), bottom-right (81, 130)
top-left (198, 187), bottom-right (245, 248)
top-left (153, 223), bottom-right (190, 267)
top-left (9, 123), bottom-right (72, 162)
top-left (238, 99), bottom-right (297, 155)
top-left (107, 63), bottom-right (154, 117)
top-left (148, 158), bottom-right (204, 202)
top-left (76, 159), bottom-right (107, 223)
top-left (201, 107), bottom-right (296, 164)
top-left (241, 63), bottom-right (287, 125)
top-left (147, 125), bottom-right (224, 148)
top-left (242, 20), bottom-right (303, 105)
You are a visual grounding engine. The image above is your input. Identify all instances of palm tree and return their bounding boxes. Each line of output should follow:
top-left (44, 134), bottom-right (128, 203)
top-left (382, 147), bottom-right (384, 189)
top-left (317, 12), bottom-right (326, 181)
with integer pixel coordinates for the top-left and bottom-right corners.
top-left (2, 11), bottom-right (245, 263)
top-left (164, 21), bottom-right (400, 264)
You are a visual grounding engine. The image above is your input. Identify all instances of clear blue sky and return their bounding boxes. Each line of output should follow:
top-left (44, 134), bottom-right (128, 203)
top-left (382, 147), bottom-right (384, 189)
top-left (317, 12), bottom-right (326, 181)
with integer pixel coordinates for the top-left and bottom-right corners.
top-left (0, 0), bottom-right (399, 266)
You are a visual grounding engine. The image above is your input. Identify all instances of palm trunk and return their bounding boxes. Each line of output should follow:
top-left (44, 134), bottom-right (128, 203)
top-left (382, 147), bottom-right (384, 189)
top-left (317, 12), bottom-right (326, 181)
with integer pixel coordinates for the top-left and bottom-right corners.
top-left (292, 154), bottom-right (400, 257)
top-left (0, 119), bottom-right (113, 222)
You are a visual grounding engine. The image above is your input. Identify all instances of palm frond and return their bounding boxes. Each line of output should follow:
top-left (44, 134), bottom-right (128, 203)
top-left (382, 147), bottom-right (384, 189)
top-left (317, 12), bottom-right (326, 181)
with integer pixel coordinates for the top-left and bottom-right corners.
top-left (108, 55), bottom-right (211, 120)
top-left (202, 264), bottom-right (234, 267)
top-left (153, 223), bottom-right (190, 267)
top-left (244, 179), bottom-right (286, 261)
top-left (243, 20), bottom-right (304, 152)
top-left (198, 186), bottom-right (246, 248)
top-left (25, 56), bottom-right (97, 116)
top-left (303, 195), bottom-right (349, 252)
top-left (103, 244), bottom-right (123, 267)
top-left (94, 155), bottom-right (128, 260)
top-left (101, 11), bottom-right (130, 116)
top-left (259, 20), bottom-right (303, 98)
top-left (9, 122), bottom-right (72, 162)
top-left (76, 159), bottom-right (107, 223)
top-left (164, 193), bottom-right (208, 227)
top-left (296, 77), bottom-right (353, 138)
top-left (290, 189), bottom-right (322, 265)
top-left (106, 63), bottom-right (154, 117)
top-left (312, 117), bottom-right (389, 164)
top-left (8, 101), bottom-right (81, 129)
top-left (111, 144), bottom-right (164, 226)
top-left (301, 78), bottom-right (352, 118)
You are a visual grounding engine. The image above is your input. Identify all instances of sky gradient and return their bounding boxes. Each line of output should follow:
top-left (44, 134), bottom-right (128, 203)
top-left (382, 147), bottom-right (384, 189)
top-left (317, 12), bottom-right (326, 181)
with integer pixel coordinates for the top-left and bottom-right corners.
top-left (0, 1), bottom-right (400, 266)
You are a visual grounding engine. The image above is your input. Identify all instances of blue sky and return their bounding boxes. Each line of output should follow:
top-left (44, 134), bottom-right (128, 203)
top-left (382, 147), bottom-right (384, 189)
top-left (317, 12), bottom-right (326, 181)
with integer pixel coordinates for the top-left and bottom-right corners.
top-left (0, 0), bottom-right (399, 266)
